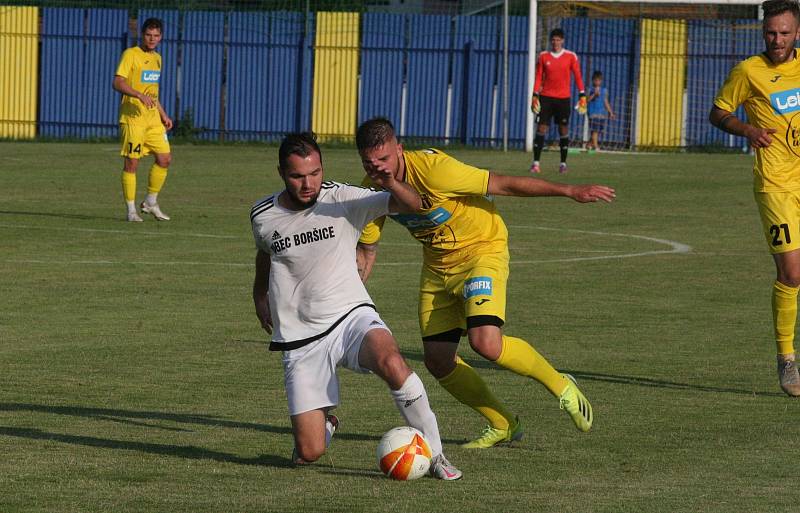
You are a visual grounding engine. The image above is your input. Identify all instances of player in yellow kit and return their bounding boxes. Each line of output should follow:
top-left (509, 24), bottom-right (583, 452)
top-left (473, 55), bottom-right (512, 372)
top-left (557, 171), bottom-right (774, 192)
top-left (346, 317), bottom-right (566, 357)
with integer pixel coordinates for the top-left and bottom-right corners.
top-left (113, 17), bottom-right (173, 222)
top-left (710, 0), bottom-right (800, 396)
top-left (355, 117), bottom-right (616, 448)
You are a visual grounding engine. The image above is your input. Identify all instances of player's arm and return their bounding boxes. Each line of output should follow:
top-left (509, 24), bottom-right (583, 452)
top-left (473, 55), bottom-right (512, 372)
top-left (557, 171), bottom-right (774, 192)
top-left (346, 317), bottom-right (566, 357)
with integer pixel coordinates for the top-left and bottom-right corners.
top-left (253, 249), bottom-right (272, 334)
top-left (155, 100), bottom-right (173, 131)
top-left (112, 75), bottom-right (156, 109)
top-left (572, 56), bottom-right (586, 110)
top-left (709, 105), bottom-right (775, 148)
top-left (604, 95), bottom-right (616, 119)
top-left (531, 55), bottom-right (543, 113)
top-left (487, 172), bottom-right (615, 203)
top-left (356, 242), bottom-right (378, 283)
top-left (365, 166), bottom-right (421, 213)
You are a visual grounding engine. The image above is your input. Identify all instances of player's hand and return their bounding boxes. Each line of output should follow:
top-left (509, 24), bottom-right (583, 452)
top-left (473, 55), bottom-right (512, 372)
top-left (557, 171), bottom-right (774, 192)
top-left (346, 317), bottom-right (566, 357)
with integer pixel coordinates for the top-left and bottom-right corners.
top-left (569, 184), bottom-right (616, 203)
top-left (746, 126), bottom-right (776, 148)
top-left (162, 116), bottom-right (173, 131)
top-left (137, 93), bottom-right (156, 109)
top-left (257, 309), bottom-right (273, 335)
top-left (576, 93), bottom-right (588, 115)
top-left (366, 165), bottom-right (396, 189)
top-left (531, 94), bottom-right (540, 114)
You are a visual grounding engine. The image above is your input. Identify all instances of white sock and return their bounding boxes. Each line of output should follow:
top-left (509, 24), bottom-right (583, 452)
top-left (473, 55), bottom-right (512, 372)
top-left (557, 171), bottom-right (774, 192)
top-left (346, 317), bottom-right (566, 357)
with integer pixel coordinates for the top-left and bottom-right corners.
top-left (145, 193), bottom-right (158, 206)
top-left (126, 200), bottom-right (136, 214)
top-left (325, 416), bottom-right (335, 447)
top-left (390, 372), bottom-right (443, 457)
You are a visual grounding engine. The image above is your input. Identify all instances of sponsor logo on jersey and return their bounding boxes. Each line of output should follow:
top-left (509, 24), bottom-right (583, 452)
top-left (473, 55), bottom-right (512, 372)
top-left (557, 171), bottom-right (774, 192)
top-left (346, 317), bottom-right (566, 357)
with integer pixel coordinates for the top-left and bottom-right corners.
top-left (771, 75), bottom-right (781, 83)
top-left (463, 276), bottom-right (493, 299)
top-left (771, 88), bottom-right (800, 114)
top-left (270, 225), bottom-right (336, 254)
top-left (272, 231), bottom-right (282, 241)
top-left (475, 298), bottom-right (491, 305)
top-left (141, 70), bottom-right (160, 83)
top-left (389, 207), bottom-right (452, 232)
top-left (786, 111), bottom-right (800, 157)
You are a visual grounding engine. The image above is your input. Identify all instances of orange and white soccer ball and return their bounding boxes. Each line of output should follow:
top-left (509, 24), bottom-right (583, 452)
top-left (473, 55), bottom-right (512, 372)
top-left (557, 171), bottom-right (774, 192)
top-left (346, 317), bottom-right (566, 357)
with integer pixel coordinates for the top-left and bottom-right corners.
top-left (376, 426), bottom-right (432, 480)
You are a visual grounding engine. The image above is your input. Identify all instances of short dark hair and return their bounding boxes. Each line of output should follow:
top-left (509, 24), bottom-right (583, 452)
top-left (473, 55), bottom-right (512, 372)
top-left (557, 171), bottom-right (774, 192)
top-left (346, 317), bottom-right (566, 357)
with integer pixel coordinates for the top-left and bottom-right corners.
top-left (278, 132), bottom-right (322, 171)
top-left (762, 0), bottom-right (800, 21)
top-left (141, 17), bottom-right (163, 33)
top-left (592, 70), bottom-right (603, 80)
top-left (549, 28), bottom-right (564, 39)
top-left (356, 117), bottom-right (396, 152)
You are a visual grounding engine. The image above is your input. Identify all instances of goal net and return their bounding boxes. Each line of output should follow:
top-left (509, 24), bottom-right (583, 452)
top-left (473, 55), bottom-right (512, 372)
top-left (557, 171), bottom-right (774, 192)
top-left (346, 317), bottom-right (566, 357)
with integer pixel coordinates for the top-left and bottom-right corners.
top-left (530, 0), bottom-right (763, 152)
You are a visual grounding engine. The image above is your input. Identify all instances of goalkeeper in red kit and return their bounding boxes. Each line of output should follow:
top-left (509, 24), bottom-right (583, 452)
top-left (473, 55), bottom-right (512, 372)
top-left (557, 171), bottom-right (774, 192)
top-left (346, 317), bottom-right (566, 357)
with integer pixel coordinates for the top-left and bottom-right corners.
top-left (530, 28), bottom-right (586, 174)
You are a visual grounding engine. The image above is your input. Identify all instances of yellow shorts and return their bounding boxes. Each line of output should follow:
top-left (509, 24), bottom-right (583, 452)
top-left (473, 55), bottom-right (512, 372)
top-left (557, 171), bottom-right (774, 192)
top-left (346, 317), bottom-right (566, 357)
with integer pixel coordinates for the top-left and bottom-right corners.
top-left (418, 249), bottom-right (509, 338)
top-left (755, 190), bottom-right (800, 254)
top-left (119, 122), bottom-right (170, 158)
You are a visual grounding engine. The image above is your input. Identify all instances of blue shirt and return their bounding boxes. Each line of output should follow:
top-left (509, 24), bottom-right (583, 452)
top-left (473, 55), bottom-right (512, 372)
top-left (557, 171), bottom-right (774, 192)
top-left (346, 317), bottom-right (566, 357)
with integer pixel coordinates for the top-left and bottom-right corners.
top-left (588, 86), bottom-right (608, 117)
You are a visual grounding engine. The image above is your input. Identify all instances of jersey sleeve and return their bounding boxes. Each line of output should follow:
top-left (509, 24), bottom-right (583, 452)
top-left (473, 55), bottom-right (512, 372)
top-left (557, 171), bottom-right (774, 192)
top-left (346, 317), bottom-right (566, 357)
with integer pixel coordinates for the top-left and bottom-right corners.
top-left (337, 183), bottom-right (391, 231)
top-left (533, 53), bottom-right (544, 93)
top-left (425, 151), bottom-right (489, 197)
top-left (714, 62), bottom-right (750, 112)
top-left (572, 54), bottom-right (585, 92)
top-left (115, 49), bottom-right (133, 78)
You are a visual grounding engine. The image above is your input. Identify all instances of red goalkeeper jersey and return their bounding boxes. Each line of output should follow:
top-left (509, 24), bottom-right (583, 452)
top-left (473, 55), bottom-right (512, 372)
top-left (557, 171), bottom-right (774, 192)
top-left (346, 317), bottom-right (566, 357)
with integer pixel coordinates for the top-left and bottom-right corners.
top-left (533, 50), bottom-right (585, 99)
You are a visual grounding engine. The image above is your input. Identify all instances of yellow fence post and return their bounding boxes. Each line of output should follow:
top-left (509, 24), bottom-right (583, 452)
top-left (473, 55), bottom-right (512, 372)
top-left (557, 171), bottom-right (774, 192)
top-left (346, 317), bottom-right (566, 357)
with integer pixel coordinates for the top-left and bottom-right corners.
top-left (636, 19), bottom-right (687, 149)
top-left (0, 6), bottom-right (39, 139)
top-left (312, 12), bottom-right (359, 142)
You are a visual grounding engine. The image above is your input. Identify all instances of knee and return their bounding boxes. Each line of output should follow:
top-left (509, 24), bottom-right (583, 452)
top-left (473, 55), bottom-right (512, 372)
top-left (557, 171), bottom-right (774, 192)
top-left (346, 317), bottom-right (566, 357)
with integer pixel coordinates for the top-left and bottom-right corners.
top-left (468, 335), bottom-right (501, 361)
top-left (156, 154), bottom-right (172, 168)
top-left (424, 352), bottom-right (455, 379)
top-left (378, 352), bottom-right (410, 385)
top-left (295, 443), bottom-right (325, 463)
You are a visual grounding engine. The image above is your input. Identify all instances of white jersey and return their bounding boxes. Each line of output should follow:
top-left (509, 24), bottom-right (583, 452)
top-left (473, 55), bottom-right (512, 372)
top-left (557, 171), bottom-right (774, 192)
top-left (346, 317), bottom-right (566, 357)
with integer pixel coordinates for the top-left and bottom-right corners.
top-left (250, 181), bottom-right (391, 349)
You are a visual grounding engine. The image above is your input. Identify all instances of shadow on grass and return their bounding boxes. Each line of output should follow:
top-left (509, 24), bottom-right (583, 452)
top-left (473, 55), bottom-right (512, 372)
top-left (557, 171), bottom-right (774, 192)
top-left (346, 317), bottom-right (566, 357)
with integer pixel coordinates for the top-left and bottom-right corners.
top-left (402, 353), bottom-right (784, 397)
top-left (0, 402), bottom-right (294, 434)
top-left (0, 209), bottom-right (120, 222)
top-left (559, 370), bottom-right (784, 398)
top-left (0, 426), bottom-right (291, 467)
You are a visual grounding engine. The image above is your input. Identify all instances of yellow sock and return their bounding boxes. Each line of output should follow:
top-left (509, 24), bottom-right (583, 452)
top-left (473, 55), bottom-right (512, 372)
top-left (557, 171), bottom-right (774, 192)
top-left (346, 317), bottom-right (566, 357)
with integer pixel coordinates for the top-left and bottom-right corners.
top-left (773, 280), bottom-right (799, 356)
top-left (438, 356), bottom-right (515, 429)
top-left (148, 163), bottom-right (168, 195)
top-left (495, 335), bottom-right (569, 397)
top-left (121, 171), bottom-right (136, 202)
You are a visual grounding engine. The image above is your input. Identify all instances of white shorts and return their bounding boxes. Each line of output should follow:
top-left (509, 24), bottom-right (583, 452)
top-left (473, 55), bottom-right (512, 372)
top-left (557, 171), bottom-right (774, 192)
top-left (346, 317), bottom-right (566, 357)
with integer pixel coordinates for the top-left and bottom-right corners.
top-left (282, 307), bottom-right (391, 416)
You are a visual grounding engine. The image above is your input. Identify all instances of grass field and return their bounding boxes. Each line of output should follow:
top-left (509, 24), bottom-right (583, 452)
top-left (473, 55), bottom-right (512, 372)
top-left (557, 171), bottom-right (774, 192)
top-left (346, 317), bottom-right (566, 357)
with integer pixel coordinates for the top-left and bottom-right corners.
top-left (1, 141), bottom-right (796, 512)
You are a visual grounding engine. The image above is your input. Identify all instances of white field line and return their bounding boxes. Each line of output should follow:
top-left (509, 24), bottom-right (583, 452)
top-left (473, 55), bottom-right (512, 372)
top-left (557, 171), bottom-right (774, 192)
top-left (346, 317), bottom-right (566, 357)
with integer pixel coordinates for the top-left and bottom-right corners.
top-left (2, 224), bottom-right (691, 267)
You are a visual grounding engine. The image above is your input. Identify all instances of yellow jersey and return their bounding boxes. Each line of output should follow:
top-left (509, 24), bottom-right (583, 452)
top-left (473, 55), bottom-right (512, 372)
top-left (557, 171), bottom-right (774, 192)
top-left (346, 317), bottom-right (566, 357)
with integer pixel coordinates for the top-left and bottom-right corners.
top-left (714, 51), bottom-right (800, 192)
top-left (359, 148), bottom-right (508, 268)
top-left (115, 46), bottom-right (162, 125)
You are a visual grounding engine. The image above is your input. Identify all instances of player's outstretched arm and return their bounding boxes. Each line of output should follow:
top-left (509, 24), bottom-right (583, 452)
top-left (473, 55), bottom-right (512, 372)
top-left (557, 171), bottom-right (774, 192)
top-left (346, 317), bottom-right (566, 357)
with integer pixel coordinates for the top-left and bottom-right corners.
top-left (709, 106), bottom-right (775, 148)
top-left (356, 242), bottom-right (378, 283)
top-left (253, 249), bottom-right (272, 334)
top-left (487, 173), bottom-right (616, 203)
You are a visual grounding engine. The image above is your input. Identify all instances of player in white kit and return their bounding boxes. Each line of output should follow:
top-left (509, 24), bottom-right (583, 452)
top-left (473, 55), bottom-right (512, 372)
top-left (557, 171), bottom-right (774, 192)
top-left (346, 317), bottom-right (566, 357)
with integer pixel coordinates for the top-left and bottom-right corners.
top-left (250, 132), bottom-right (461, 480)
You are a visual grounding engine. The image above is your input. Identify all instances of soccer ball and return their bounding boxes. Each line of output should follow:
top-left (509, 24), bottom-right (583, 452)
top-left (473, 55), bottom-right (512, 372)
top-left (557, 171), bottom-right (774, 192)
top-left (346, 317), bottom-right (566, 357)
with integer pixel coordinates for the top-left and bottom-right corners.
top-left (376, 426), bottom-right (432, 480)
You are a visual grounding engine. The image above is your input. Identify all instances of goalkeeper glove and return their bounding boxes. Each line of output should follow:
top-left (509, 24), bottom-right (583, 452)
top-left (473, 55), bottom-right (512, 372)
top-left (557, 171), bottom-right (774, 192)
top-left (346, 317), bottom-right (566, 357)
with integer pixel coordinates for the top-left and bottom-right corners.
top-left (576, 92), bottom-right (587, 115)
top-left (531, 93), bottom-right (540, 114)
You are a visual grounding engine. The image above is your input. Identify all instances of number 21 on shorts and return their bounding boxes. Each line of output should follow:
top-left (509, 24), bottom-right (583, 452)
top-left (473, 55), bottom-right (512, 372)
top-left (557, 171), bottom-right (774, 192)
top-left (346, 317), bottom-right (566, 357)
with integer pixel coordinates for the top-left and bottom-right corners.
top-left (771, 223), bottom-right (791, 246)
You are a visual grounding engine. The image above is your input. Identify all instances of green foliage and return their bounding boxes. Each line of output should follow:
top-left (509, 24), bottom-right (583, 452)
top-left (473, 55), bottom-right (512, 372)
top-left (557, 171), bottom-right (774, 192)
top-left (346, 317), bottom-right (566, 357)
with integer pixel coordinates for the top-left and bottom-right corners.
top-left (1, 143), bottom-right (797, 512)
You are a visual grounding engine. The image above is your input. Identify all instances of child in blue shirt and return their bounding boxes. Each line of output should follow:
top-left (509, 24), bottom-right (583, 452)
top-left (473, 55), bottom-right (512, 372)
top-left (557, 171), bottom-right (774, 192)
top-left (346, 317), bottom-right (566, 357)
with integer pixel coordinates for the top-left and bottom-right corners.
top-left (587, 71), bottom-right (615, 152)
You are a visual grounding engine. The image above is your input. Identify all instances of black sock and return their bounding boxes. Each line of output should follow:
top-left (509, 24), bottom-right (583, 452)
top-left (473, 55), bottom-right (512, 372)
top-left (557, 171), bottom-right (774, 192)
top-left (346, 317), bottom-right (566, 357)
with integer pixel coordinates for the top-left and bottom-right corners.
top-left (534, 134), bottom-right (545, 162)
top-left (560, 137), bottom-right (569, 163)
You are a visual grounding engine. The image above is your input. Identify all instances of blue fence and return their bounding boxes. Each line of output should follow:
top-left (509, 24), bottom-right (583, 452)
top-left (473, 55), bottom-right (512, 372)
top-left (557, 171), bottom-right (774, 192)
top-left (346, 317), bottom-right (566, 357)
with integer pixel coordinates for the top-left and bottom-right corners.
top-left (30, 9), bottom-right (762, 149)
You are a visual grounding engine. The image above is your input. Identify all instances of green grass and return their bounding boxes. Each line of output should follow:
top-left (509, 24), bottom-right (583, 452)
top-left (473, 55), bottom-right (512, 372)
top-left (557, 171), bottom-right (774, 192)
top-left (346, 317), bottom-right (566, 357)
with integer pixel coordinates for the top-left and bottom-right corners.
top-left (0, 142), bottom-right (795, 512)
